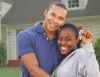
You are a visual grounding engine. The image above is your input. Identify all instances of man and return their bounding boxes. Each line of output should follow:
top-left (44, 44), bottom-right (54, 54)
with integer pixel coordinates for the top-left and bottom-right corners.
top-left (17, 2), bottom-right (67, 77)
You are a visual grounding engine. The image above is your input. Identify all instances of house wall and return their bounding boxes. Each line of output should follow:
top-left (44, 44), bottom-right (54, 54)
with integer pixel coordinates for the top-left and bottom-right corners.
top-left (67, 17), bottom-right (100, 45)
top-left (2, 18), bottom-right (100, 62)
top-left (0, 27), bottom-right (7, 47)
top-left (6, 24), bottom-right (33, 63)
top-left (7, 27), bottom-right (16, 62)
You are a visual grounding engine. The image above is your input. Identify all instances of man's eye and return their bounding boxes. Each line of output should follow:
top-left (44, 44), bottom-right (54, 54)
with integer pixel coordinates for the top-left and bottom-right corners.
top-left (51, 13), bottom-right (55, 16)
top-left (59, 17), bottom-right (64, 20)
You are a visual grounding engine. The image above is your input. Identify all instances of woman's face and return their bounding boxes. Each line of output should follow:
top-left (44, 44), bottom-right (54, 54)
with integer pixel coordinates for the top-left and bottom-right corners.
top-left (58, 28), bottom-right (79, 56)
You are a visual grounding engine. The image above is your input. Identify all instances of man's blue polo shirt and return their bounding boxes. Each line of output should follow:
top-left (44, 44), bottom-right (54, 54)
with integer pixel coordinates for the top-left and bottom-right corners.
top-left (17, 22), bottom-right (63, 77)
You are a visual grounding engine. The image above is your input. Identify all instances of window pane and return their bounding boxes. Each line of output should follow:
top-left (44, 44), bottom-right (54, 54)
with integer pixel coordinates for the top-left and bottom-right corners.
top-left (76, 4), bottom-right (79, 7)
top-left (68, 1), bottom-right (71, 4)
top-left (72, 4), bottom-right (75, 7)
top-left (76, 0), bottom-right (79, 3)
top-left (72, 1), bottom-right (75, 4)
top-left (68, 5), bottom-right (71, 8)
top-left (68, 0), bottom-right (79, 8)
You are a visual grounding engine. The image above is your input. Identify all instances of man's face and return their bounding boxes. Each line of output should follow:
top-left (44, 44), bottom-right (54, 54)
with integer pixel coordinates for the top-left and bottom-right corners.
top-left (44, 5), bottom-right (67, 32)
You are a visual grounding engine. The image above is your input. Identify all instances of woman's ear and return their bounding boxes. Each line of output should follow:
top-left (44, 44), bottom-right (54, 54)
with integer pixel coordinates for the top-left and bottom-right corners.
top-left (44, 9), bottom-right (48, 16)
top-left (77, 38), bottom-right (80, 44)
top-left (77, 37), bottom-right (82, 48)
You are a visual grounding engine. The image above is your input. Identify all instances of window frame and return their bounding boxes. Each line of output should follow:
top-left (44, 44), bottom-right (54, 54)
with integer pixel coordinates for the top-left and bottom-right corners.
top-left (61, 0), bottom-right (88, 11)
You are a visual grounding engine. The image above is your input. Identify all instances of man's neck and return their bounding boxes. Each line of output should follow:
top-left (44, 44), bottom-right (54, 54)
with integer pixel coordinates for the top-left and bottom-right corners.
top-left (46, 31), bottom-right (57, 40)
top-left (42, 23), bottom-right (57, 40)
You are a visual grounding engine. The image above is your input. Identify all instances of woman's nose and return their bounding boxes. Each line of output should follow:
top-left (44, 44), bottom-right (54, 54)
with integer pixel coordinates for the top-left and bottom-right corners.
top-left (61, 40), bottom-right (66, 44)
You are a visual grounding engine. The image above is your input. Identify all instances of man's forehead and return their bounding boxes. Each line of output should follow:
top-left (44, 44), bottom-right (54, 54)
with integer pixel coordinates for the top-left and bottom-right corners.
top-left (49, 4), bottom-right (65, 10)
top-left (49, 5), bottom-right (67, 18)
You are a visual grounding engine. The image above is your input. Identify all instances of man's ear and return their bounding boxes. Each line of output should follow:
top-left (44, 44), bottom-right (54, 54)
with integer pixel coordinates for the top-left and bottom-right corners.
top-left (44, 9), bottom-right (48, 16)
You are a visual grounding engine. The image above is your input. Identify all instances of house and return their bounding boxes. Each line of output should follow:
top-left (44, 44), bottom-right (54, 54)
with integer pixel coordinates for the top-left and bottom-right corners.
top-left (1, 0), bottom-right (100, 66)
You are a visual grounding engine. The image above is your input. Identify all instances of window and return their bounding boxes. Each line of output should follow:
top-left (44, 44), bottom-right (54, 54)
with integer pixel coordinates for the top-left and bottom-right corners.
top-left (61, 0), bottom-right (88, 10)
top-left (68, 0), bottom-right (79, 8)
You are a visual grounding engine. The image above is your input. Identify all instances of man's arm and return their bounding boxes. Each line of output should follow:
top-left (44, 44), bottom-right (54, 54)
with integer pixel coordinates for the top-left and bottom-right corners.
top-left (20, 53), bottom-right (51, 77)
top-left (17, 31), bottom-right (51, 77)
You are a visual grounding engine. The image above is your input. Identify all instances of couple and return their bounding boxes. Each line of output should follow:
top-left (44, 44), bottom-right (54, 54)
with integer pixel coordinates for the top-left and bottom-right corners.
top-left (17, 2), bottom-right (100, 77)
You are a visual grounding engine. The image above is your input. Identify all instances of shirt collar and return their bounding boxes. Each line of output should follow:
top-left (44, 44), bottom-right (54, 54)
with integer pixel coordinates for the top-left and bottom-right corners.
top-left (34, 22), bottom-right (59, 40)
top-left (66, 48), bottom-right (81, 58)
top-left (34, 22), bottom-right (44, 33)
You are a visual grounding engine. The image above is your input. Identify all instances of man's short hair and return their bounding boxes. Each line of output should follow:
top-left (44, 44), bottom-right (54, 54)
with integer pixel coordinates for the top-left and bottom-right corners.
top-left (48, 1), bottom-right (67, 11)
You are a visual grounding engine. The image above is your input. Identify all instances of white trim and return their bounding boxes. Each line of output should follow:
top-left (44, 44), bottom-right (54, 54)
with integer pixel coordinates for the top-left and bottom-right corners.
top-left (14, 29), bottom-right (17, 59)
top-left (67, 15), bottom-right (100, 21)
top-left (61, 0), bottom-right (88, 11)
top-left (2, 1), bottom-right (12, 18)
top-left (0, 14), bottom-right (1, 40)
top-left (6, 28), bottom-right (9, 64)
top-left (1, 22), bottom-right (37, 27)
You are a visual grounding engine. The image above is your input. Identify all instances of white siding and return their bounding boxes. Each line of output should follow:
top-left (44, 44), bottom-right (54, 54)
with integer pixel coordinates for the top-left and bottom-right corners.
top-left (7, 28), bottom-right (16, 60)
top-left (79, 0), bottom-right (88, 9)
top-left (0, 0), bottom-right (1, 13)
top-left (92, 26), bottom-right (100, 43)
top-left (7, 27), bottom-right (18, 61)
top-left (0, 14), bottom-right (1, 40)
top-left (67, 17), bottom-right (100, 45)
top-left (5, 20), bottom-right (100, 61)
top-left (2, 1), bottom-right (12, 18)
top-left (7, 25), bottom-right (32, 61)
top-left (0, 27), bottom-right (6, 45)
top-left (0, 0), bottom-right (1, 40)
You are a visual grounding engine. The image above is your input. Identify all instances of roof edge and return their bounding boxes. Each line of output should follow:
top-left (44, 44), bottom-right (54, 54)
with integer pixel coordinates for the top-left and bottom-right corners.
top-left (67, 15), bottom-right (100, 21)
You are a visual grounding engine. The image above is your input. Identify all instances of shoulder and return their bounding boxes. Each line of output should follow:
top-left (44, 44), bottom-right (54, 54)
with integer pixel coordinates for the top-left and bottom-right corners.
top-left (75, 48), bottom-right (86, 58)
top-left (76, 48), bottom-right (85, 54)
top-left (17, 27), bottom-right (35, 38)
top-left (17, 28), bottom-right (36, 44)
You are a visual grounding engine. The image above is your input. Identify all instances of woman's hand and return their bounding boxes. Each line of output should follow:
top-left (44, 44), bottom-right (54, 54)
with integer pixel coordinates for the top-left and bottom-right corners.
top-left (80, 29), bottom-right (94, 44)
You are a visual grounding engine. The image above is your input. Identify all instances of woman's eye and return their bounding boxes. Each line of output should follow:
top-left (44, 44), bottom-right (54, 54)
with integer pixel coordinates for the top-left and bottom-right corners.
top-left (58, 37), bottom-right (62, 41)
top-left (66, 38), bottom-right (71, 41)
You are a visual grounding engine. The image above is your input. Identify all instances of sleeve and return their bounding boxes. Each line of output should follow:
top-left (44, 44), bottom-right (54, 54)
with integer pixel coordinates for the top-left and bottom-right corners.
top-left (17, 30), bottom-right (35, 58)
top-left (82, 43), bottom-right (100, 77)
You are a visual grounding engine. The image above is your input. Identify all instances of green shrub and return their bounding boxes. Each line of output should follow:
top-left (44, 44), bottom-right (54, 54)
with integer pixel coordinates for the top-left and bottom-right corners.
top-left (0, 42), bottom-right (6, 66)
top-left (94, 38), bottom-right (100, 64)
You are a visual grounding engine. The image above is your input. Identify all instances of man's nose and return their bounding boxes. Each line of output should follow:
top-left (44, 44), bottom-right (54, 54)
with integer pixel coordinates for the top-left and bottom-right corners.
top-left (53, 17), bottom-right (58, 23)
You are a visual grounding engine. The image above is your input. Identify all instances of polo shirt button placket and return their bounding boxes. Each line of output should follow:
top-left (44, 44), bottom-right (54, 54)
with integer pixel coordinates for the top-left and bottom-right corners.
top-left (46, 38), bottom-right (48, 41)
top-left (44, 33), bottom-right (46, 35)
top-left (43, 32), bottom-right (49, 42)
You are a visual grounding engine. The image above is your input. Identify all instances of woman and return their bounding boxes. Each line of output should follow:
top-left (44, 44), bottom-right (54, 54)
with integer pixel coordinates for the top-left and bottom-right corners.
top-left (52, 23), bottom-right (100, 77)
